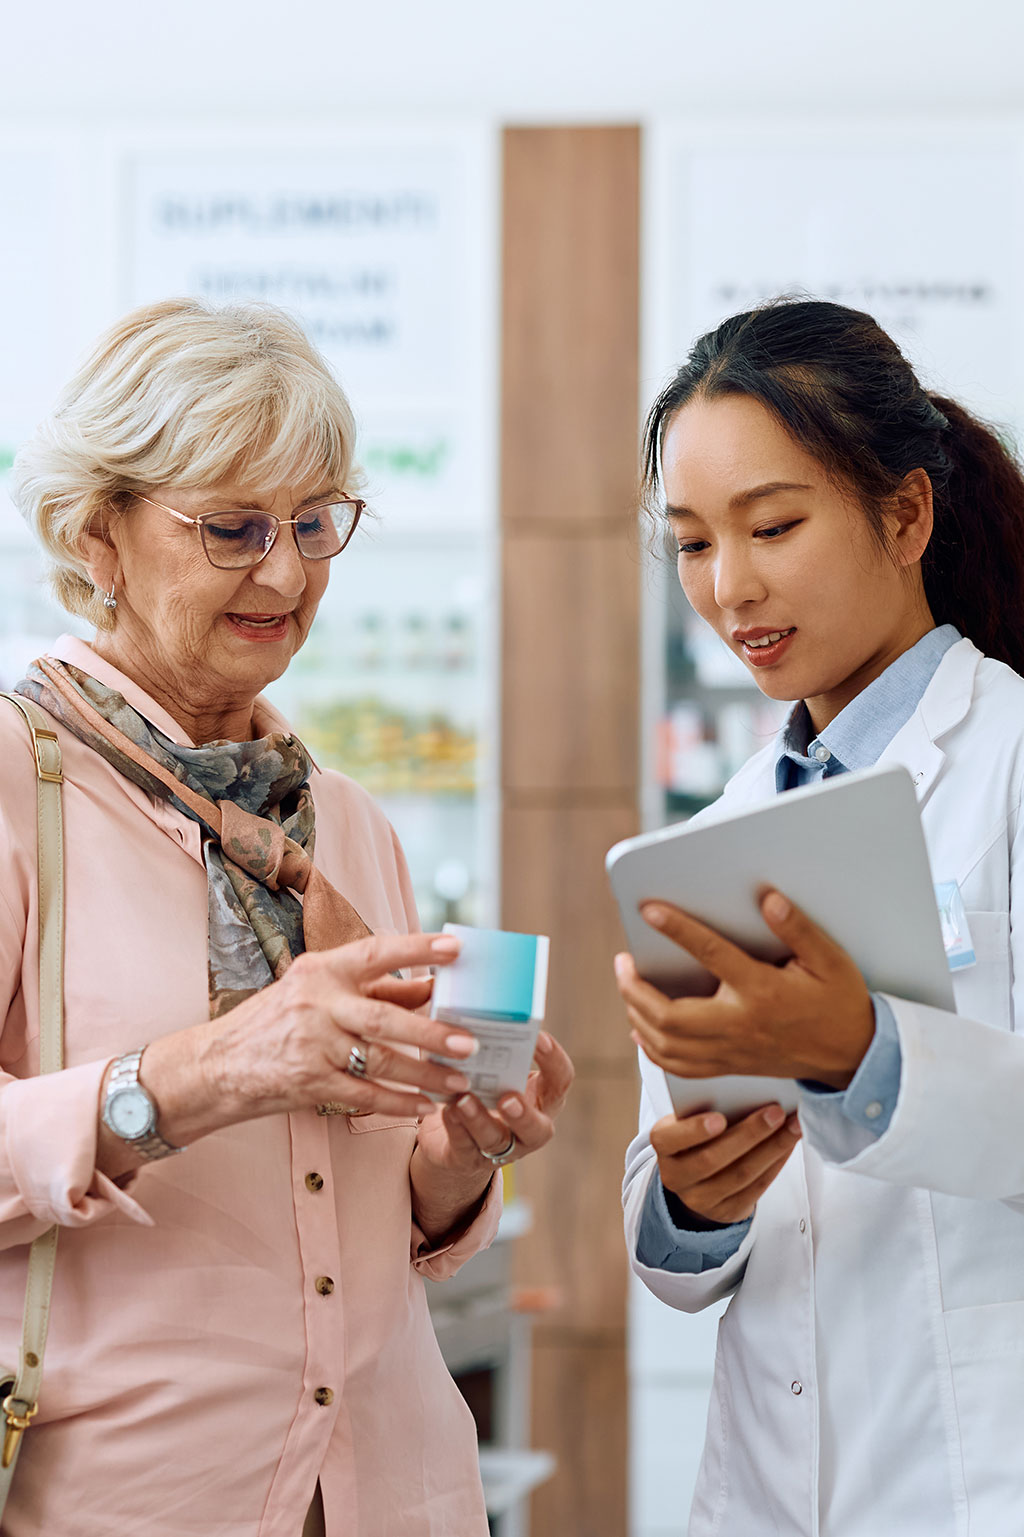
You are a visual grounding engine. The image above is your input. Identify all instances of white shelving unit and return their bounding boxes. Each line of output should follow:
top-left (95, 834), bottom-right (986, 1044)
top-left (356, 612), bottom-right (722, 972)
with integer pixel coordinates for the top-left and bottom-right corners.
top-left (478, 1449), bottom-right (556, 1526)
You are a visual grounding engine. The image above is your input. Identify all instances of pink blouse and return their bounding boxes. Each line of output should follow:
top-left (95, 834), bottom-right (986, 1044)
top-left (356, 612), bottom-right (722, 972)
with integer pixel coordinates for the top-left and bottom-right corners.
top-left (0, 636), bottom-right (499, 1536)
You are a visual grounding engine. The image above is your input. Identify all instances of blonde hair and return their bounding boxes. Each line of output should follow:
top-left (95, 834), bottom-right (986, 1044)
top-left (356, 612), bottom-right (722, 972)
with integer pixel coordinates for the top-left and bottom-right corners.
top-left (12, 298), bottom-right (362, 630)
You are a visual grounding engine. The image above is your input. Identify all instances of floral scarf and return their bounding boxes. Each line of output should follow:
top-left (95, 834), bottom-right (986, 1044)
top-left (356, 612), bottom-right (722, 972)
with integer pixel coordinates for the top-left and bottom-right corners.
top-left (18, 657), bottom-right (370, 1017)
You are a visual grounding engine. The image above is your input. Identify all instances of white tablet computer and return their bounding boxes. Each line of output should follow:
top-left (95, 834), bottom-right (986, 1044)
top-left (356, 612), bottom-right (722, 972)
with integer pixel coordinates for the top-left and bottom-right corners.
top-left (606, 764), bottom-right (954, 1120)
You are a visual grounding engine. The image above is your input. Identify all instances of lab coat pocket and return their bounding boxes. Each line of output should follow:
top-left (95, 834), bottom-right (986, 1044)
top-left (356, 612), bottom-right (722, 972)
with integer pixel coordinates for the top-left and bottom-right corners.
top-left (945, 1298), bottom-right (1024, 1365)
top-left (944, 1300), bottom-right (1024, 1526)
top-left (951, 911), bottom-right (1011, 1033)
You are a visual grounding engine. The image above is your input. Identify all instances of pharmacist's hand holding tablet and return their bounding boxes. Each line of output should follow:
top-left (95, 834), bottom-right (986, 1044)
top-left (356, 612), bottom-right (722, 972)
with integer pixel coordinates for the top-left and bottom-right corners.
top-left (608, 766), bottom-right (954, 1123)
top-left (614, 887), bottom-right (875, 1090)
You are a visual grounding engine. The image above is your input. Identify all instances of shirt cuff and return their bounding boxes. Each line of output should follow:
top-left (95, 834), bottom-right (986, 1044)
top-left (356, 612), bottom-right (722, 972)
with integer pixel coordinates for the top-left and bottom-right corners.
top-left (0, 1058), bottom-right (153, 1232)
top-left (411, 1168), bottom-right (503, 1279)
top-left (635, 1171), bottom-right (751, 1274)
top-left (798, 994), bottom-right (903, 1159)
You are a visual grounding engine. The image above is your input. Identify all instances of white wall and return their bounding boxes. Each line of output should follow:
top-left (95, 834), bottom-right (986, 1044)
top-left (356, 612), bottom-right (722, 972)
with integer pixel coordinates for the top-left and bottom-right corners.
top-left (4, 0), bottom-right (1024, 120)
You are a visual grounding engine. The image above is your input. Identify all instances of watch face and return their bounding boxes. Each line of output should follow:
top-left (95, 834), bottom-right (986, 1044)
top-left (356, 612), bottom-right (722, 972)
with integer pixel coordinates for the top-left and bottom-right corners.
top-left (108, 1085), bottom-right (156, 1140)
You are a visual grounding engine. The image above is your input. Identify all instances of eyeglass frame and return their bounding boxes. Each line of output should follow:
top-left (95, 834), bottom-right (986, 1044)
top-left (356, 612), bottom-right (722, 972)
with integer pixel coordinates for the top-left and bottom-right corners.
top-left (133, 492), bottom-right (366, 569)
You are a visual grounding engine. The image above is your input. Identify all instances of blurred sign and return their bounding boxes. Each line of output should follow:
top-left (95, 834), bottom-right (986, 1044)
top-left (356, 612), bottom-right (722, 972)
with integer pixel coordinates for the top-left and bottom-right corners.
top-left (123, 134), bottom-right (498, 923)
top-left (0, 144), bottom-right (91, 678)
top-left (0, 150), bottom-right (63, 461)
top-left (652, 134), bottom-right (1024, 435)
top-left (125, 139), bottom-right (494, 529)
top-left (0, 148), bottom-right (73, 496)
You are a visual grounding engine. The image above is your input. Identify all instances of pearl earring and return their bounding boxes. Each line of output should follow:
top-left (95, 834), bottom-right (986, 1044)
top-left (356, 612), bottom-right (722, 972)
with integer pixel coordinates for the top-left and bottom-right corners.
top-left (103, 582), bottom-right (118, 611)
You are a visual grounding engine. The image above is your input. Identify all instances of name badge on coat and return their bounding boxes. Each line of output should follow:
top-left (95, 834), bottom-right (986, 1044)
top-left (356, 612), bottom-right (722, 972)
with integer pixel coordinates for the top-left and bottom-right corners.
top-left (935, 881), bottom-right (976, 971)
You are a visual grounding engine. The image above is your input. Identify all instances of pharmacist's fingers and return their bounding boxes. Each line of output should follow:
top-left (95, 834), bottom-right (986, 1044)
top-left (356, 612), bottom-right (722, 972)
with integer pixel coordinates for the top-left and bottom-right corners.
top-left (682, 1115), bottom-right (802, 1206)
top-left (648, 1110), bottom-right (728, 1157)
top-left (758, 888), bottom-right (852, 978)
top-left (615, 958), bottom-right (725, 1052)
top-left (688, 1145), bottom-right (800, 1226)
top-left (625, 1003), bottom-right (729, 1076)
top-left (639, 903), bottom-right (762, 988)
top-left (650, 1105), bottom-right (790, 1171)
top-left (614, 951), bottom-right (680, 1016)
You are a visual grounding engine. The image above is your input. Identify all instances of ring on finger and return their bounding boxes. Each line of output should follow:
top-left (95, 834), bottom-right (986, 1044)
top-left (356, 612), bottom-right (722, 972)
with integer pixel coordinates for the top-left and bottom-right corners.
top-left (483, 1131), bottom-right (517, 1166)
top-left (346, 1044), bottom-right (370, 1080)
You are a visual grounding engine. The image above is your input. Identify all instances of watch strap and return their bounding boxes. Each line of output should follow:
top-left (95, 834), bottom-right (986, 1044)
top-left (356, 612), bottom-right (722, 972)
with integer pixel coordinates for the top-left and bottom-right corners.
top-left (106, 1050), bottom-right (184, 1161)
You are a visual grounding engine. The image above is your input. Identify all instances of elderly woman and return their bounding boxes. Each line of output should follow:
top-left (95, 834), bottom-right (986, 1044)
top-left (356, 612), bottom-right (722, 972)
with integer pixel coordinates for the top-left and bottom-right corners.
top-left (0, 298), bottom-right (573, 1537)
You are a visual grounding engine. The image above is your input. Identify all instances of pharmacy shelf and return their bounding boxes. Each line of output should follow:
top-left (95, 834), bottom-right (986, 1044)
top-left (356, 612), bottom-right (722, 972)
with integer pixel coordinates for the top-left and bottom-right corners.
top-left (479, 1449), bottom-right (556, 1518)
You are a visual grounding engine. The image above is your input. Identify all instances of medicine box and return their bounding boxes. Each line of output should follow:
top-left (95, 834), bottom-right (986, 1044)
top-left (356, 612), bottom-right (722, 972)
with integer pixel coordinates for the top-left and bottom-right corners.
top-left (429, 924), bottom-right (550, 1107)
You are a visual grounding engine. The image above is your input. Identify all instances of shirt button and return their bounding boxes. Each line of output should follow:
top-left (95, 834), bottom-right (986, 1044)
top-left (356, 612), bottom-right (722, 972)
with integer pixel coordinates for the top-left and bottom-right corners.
top-left (791, 1381), bottom-right (803, 1396)
top-left (314, 1387), bottom-right (334, 1407)
top-left (864, 1101), bottom-right (883, 1121)
top-left (315, 1276), bottom-right (335, 1296)
top-left (799, 1219), bottom-right (807, 1234)
top-left (305, 1172), bottom-right (325, 1192)
top-left (812, 743), bottom-right (831, 763)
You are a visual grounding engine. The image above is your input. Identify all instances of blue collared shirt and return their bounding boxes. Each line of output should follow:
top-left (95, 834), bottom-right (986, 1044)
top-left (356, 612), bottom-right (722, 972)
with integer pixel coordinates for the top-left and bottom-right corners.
top-left (775, 623), bottom-right (962, 792)
top-left (637, 625), bottom-right (961, 1275)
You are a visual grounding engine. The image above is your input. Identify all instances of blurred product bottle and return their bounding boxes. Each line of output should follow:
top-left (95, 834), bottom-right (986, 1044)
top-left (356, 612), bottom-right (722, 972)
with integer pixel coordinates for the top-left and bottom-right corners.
top-left (433, 857), bottom-right (470, 925)
top-left (400, 613), bottom-right (431, 670)
top-left (689, 623), bottom-right (751, 688)
top-left (355, 612), bottom-right (388, 671)
top-left (439, 613), bottom-right (473, 671)
top-left (659, 702), bottom-right (722, 797)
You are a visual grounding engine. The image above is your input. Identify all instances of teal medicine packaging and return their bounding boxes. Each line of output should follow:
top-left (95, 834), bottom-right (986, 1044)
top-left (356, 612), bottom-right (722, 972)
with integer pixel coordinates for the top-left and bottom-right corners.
top-left (429, 924), bottom-right (550, 1106)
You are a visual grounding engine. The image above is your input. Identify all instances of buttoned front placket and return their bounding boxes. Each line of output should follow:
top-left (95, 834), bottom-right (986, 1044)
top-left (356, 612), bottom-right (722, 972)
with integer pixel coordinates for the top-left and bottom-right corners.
top-left (258, 1111), bottom-right (348, 1534)
top-left (796, 1186), bottom-right (821, 1537)
top-left (752, 1153), bottom-right (822, 1535)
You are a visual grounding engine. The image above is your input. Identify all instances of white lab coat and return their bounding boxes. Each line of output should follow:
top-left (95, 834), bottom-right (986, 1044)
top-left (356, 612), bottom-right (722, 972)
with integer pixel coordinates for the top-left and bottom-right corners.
top-left (624, 638), bottom-right (1024, 1536)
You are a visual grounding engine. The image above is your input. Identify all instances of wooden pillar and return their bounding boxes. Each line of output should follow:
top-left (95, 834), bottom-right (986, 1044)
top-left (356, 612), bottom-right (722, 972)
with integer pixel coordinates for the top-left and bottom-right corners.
top-left (500, 126), bottom-right (641, 1537)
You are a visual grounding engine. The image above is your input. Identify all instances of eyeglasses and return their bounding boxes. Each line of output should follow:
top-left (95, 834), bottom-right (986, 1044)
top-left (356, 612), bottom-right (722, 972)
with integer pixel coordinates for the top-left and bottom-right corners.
top-left (136, 493), bottom-right (365, 570)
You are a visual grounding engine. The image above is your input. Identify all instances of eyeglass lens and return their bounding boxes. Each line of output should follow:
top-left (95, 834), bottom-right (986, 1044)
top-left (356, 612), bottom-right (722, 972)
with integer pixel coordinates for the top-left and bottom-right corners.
top-left (198, 503), bottom-right (360, 569)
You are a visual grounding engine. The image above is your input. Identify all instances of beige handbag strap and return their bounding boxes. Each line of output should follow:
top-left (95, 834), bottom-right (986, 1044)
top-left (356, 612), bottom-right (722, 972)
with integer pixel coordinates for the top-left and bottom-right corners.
top-left (0, 692), bottom-right (65, 1501)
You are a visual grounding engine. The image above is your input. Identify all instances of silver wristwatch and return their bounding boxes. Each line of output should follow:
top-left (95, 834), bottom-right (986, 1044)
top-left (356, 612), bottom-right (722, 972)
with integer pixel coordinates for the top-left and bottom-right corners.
top-left (102, 1050), bottom-right (184, 1161)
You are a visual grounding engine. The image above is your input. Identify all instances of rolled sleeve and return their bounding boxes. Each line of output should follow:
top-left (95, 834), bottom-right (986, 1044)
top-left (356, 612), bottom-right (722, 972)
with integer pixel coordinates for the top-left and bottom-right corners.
top-left (799, 994), bottom-right (903, 1162)
top-left (636, 1172), bottom-right (751, 1274)
top-left (411, 1168), bottom-right (503, 1280)
top-left (0, 1058), bottom-right (153, 1239)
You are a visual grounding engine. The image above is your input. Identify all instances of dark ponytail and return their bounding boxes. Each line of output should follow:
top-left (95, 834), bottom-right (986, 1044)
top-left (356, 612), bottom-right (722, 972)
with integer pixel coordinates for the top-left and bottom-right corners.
top-left (642, 300), bottom-right (1024, 675)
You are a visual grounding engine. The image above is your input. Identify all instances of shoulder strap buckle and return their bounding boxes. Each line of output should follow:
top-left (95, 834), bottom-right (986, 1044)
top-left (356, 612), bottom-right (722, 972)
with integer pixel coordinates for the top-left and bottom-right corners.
top-left (0, 694), bottom-right (63, 784)
top-left (30, 727), bottom-right (63, 785)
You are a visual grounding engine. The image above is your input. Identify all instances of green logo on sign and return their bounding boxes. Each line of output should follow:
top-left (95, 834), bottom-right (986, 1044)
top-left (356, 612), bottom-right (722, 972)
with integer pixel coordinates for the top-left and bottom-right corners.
top-left (364, 440), bottom-right (449, 480)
